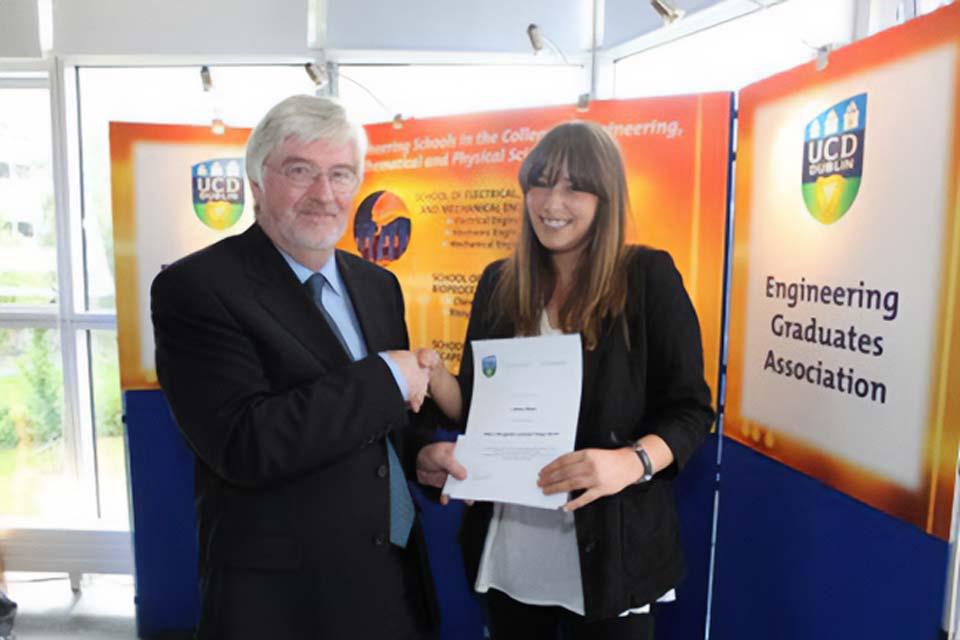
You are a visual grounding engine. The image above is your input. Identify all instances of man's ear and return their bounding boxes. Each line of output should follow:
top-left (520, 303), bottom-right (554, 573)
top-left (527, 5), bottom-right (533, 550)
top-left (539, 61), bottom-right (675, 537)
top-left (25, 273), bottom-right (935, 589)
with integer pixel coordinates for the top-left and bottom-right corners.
top-left (249, 179), bottom-right (263, 203)
top-left (249, 180), bottom-right (265, 219)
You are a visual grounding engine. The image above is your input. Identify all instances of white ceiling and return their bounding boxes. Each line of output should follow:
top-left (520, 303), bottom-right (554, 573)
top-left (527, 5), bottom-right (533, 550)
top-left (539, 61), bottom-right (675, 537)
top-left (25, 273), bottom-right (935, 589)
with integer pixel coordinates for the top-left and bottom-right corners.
top-left (2, 0), bottom-right (734, 61)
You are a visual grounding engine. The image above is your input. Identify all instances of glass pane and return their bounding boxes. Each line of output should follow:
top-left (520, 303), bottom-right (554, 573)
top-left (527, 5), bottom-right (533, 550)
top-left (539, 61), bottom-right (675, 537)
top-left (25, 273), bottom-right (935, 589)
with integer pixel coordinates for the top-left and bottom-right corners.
top-left (0, 87), bottom-right (58, 306)
top-left (89, 330), bottom-right (129, 528)
top-left (338, 64), bottom-right (585, 124)
top-left (78, 65), bottom-right (315, 312)
top-left (0, 327), bottom-right (82, 523)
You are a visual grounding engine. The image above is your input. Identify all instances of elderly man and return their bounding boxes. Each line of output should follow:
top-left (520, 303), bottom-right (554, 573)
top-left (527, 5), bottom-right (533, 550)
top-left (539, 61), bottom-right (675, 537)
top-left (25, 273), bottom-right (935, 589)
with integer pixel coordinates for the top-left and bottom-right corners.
top-left (151, 95), bottom-right (463, 640)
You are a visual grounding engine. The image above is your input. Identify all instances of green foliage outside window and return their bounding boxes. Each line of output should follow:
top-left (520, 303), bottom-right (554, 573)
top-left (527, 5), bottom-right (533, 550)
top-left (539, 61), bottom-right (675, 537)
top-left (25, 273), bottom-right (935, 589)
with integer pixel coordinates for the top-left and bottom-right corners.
top-left (19, 329), bottom-right (62, 445)
top-left (0, 407), bottom-right (18, 448)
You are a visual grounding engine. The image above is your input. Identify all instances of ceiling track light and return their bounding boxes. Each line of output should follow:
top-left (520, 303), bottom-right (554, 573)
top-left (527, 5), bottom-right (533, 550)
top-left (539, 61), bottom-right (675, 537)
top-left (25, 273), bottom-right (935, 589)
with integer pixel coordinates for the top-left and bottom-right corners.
top-left (305, 62), bottom-right (328, 90)
top-left (527, 23), bottom-right (545, 53)
top-left (576, 93), bottom-right (591, 113)
top-left (200, 66), bottom-right (223, 134)
top-left (650, 0), bottom-right (685, 25)
top-left (525, 23), bottom-right (571, 64)
top-left (200, 65), bottom-right (213, 92)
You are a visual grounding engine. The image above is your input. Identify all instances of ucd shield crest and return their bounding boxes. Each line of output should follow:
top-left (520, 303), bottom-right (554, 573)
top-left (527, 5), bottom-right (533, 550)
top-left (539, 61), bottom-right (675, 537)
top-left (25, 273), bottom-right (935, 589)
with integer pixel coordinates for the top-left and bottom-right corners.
top-left (801, 93), bottom-right (866, 225)
top-left (192, 158), bottom-right (245, 230)
top-left (481, 355), bottom-right (497, 378)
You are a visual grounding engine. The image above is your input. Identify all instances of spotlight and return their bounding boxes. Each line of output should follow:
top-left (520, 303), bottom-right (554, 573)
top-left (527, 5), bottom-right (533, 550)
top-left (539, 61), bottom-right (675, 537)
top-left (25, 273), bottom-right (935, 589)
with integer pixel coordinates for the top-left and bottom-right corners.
top-left (650, 0), bottom-right (685, 25)
top-left (815, 45), bottom-right (831, 72)
top-left (527, 23), bottom-right (545, 53)
top-left (200, 65), bottom-right (213, 92)
top-left (211, 118), bottom-right (225, 135)
top-left (305, 62), bottom-right (328, 89)
top-left (576, 93), bottom-right (591, 113)
top-left (525, 23), bottom-right (570, 64)
top-left (392, 114), bottom-right (404, 130)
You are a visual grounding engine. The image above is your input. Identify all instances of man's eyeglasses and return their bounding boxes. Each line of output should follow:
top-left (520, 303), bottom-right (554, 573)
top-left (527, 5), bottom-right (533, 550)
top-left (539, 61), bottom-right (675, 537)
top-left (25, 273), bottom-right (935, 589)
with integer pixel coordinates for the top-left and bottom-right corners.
top-left (267, 161), bottom-right (359, 193)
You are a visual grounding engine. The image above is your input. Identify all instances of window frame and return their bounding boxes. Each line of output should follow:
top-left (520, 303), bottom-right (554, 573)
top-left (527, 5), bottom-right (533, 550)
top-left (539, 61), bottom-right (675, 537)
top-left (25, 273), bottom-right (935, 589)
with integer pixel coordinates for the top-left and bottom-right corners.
top-left (0, 63), bottom-right (119, 518)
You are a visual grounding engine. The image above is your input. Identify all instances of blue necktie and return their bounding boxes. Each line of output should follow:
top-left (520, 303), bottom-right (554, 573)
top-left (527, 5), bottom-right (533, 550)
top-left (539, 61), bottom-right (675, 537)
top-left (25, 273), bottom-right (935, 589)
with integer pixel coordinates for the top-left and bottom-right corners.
top-left (305, 272), bottom-right (415, 548)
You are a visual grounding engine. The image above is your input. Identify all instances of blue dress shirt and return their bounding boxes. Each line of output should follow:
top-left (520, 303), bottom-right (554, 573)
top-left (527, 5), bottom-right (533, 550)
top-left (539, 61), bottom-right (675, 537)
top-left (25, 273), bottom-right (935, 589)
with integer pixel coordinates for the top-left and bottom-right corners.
top-left (276, 247), bottom-right (410, 400)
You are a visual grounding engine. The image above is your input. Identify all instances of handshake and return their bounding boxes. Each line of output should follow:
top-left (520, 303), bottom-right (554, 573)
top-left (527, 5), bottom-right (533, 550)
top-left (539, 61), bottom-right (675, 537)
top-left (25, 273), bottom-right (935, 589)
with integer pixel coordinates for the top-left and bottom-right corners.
top-left (384, 348), bottom-right (445, 413)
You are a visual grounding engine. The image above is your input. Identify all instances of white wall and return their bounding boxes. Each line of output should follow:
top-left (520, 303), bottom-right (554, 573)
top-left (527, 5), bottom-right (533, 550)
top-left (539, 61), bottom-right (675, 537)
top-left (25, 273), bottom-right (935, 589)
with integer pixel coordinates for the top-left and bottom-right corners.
top-left (48, 0), bottom-right (598, 60)
top-left (53, 0), bottom-right (312, 58)
top-left (0, 0), bottom-right (42, 58)
top-left (325, 0), bottom-right (594, 54)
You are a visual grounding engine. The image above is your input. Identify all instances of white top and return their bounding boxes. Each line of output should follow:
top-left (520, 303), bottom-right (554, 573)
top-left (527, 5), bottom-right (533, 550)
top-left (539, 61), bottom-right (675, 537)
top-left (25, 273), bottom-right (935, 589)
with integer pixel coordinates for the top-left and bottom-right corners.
top-left (474, 313), bottom-right (675, 616)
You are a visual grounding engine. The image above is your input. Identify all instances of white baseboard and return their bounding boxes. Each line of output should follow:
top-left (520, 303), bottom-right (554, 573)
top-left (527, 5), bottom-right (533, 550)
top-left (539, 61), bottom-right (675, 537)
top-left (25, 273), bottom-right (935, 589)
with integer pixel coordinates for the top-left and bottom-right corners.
top-left (0, 527), bottom-right (134, 580)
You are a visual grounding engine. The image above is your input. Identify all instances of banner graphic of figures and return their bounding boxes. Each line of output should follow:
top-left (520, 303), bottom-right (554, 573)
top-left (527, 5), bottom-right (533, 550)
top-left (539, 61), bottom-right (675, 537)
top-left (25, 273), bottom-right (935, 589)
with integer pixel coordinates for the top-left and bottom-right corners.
top-left (725, 3), bottom-right (960, 539)
top-left (354, 190), bottom-right (412, 263)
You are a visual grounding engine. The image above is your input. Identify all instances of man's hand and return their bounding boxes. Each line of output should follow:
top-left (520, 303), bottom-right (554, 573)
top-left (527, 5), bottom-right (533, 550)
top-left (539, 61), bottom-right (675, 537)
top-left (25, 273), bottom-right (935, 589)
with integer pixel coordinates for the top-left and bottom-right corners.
top-left (416, 348), bottom-right (442, 373)
top-left (384, 350), bottom-right (430, 412)
top-left (537, 448), bottom-right (645, 512)
top-left (416, 442), bottom-right (468, 505)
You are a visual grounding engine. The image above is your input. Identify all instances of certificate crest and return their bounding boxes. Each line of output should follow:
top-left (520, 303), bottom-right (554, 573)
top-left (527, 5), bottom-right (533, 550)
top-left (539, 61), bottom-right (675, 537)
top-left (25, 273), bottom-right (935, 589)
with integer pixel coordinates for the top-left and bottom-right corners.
top-left (481, 355), bottom-right (497, 378)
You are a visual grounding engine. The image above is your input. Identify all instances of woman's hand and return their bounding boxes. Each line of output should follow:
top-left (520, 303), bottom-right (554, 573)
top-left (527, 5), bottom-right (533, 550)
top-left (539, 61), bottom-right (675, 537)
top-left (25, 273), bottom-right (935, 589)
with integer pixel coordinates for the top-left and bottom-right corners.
top-left (538, 447), bottom-right (646, 512)
top-left (414, 347), bottom-right (463, 421)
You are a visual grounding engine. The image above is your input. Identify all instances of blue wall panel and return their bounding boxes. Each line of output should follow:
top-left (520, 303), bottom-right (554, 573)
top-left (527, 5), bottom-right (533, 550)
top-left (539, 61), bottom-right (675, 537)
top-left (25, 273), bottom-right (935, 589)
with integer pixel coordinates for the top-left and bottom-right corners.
top-left (125, 390), bottom-right (200, 637)
top-left (656, 433), bottom-right (719, 640)
top-left (712, 438), bottom-right (949, 640)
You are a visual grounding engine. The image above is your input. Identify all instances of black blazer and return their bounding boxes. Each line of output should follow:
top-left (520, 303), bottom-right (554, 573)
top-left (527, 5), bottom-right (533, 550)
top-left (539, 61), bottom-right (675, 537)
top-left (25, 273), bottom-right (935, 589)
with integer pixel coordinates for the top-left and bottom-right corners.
top-left (150, 223), bottom-right (437, 638)
top-left (457, 247), bottom-right (715, 621)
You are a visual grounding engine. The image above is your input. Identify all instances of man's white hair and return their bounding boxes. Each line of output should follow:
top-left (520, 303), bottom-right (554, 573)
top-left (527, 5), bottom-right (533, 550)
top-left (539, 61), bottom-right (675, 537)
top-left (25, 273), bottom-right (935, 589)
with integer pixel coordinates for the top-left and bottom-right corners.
top-left (245, 94), bottom-right (368, 187)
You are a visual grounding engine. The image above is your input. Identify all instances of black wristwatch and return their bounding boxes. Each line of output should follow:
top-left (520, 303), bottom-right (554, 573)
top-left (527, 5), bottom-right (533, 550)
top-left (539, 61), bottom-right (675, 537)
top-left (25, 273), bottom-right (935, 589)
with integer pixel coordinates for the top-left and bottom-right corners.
top-left (632, 442), bottom-right (654, 484)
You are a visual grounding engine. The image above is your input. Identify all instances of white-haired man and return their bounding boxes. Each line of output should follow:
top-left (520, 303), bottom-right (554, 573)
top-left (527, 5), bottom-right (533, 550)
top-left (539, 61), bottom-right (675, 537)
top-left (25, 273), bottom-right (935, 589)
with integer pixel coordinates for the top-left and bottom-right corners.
top-left (152, 95), bottom-right (464, 639)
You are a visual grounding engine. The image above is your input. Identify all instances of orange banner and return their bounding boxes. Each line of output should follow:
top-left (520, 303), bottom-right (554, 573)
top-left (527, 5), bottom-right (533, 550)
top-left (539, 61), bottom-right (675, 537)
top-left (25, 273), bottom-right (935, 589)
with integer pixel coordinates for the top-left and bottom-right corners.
top-left (112, 96), bottom-right (732, 413)
top-left (726, 4), bottom-right (960, 538)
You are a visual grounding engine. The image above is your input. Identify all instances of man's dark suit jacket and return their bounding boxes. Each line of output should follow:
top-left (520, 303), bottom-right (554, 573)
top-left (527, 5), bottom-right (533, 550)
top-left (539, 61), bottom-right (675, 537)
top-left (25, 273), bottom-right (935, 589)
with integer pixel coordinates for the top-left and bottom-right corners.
top-left (456, 247), bottom-right (715, 621)
top-left (151, 223), bottom-right (436, 639)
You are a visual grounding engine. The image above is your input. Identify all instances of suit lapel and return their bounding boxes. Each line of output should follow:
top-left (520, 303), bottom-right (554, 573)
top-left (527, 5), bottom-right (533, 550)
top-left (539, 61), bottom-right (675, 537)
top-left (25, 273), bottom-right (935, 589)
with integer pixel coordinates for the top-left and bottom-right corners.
top-left (242, 224), bottom-right (351, 366)
top-left (337, 251), bottom-right (393, 353)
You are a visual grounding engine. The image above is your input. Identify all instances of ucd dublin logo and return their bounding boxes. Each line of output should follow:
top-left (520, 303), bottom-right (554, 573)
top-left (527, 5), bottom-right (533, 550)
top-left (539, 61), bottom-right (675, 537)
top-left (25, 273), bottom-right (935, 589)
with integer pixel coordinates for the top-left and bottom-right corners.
top-left (481, 355), bottom-right (497, 378)
top-left (801, 93), bottom-right (867, 225)
top-left (192, 158), bottom-right (245, 230)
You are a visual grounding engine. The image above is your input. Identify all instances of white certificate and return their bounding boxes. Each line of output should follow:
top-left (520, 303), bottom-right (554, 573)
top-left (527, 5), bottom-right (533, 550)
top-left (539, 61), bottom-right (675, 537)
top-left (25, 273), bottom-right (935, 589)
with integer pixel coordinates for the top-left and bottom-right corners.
top-left (443, 334), bottom-right (582, 509)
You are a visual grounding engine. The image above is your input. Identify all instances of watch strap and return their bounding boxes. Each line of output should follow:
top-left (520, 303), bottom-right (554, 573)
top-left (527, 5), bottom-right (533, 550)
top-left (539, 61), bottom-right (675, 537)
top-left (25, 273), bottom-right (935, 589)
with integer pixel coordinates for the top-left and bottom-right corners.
top-left (633, 443), bottom-right (654, 484)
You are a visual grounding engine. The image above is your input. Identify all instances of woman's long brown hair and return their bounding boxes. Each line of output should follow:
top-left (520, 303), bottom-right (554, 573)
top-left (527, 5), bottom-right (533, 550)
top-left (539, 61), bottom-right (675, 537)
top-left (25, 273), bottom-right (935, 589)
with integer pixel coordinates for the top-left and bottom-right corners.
top-left (492, 121), bottom-right (630, 349)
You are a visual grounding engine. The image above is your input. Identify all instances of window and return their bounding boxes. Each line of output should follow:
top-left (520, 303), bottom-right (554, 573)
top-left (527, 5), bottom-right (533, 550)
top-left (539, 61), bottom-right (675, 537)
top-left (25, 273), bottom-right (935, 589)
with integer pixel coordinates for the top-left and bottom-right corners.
top-left (0, 327), bottom-right (77, 522)
top-left (0, 86), bottom-right (57, 307)
top-left (0, 72), bottom-right (120, 532)
top-left (88, 330), bottom-right (127, 526)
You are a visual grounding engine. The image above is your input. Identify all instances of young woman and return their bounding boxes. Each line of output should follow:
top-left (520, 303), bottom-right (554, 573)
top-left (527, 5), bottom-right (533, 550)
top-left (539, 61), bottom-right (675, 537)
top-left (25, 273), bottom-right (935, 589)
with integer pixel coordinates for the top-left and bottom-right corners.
top-left (423, 120), bottom-right (714, 640)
